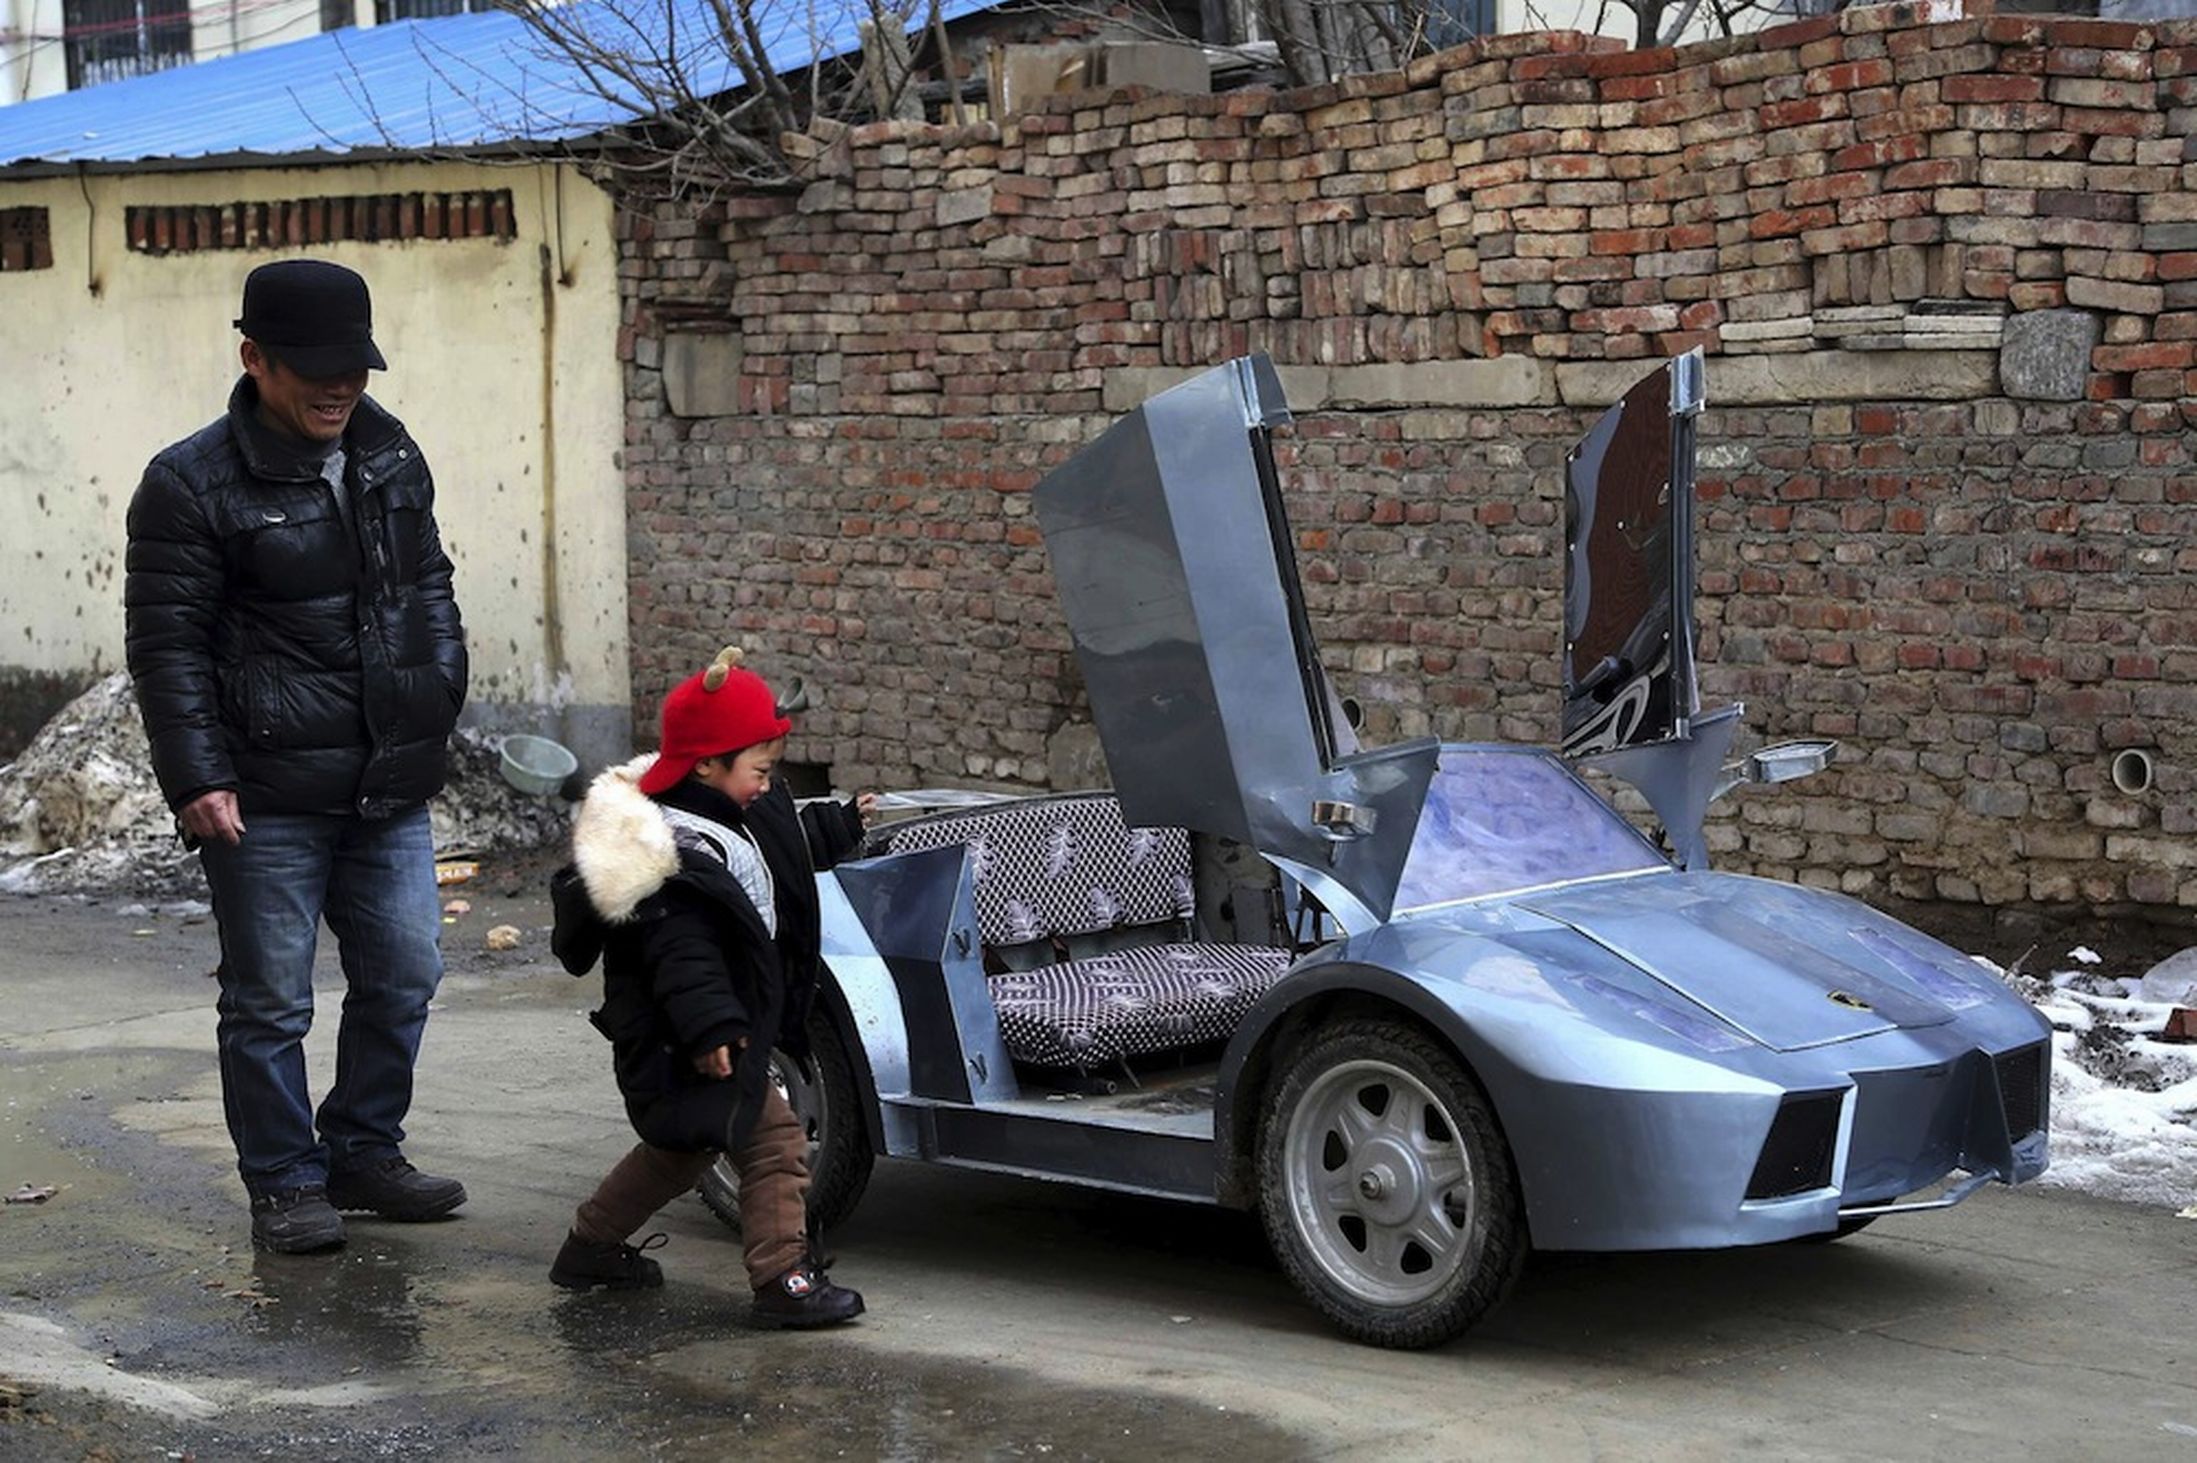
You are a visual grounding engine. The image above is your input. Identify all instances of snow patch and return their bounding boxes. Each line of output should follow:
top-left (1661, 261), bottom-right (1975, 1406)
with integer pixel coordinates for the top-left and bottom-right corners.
top-left (0, 673), bottom-right (571, 896)
top-left (2026, 953), bottom-right (2197, 1211)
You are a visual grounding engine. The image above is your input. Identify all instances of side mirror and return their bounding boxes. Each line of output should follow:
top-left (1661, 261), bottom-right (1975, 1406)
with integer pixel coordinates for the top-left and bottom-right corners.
top-left (1749, 739), bottom-right (1837, 784)
top-left (1713, 739), bottom-right (1838, 801)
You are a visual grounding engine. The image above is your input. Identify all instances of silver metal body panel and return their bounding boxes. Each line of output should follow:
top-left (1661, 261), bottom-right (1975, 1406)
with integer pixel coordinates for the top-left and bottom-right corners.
top-left (1215, 831), bottom-right (2051, 1249)
top-left (815, 870), bottom-right (923, 1155)
top-left (1032, 356), bottom-right (1436, 923)
top-left (806, 353), bottom-right (2051, 1254)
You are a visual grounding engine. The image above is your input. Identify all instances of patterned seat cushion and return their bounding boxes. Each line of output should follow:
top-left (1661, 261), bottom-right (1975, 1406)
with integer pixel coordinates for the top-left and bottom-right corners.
top-left (988, 942), bottom-right (1294, 1070)
top-left (876, 794), bottom-right (1196, 945)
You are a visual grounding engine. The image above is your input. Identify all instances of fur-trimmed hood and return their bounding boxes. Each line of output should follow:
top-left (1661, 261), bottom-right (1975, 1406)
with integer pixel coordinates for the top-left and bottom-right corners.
top-left (570, 753), bottom-right (681, 923)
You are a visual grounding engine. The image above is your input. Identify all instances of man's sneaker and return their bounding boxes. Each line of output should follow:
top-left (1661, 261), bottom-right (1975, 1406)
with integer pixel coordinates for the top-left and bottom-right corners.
top-left (250, 1185), bottom-right (346, 1254)
top-left (326, 1157), bottom-right (467, 1221)
top-left (751, 1261), bottom-right (864, 1329)
top-left (550, 1231), bottom-right (668, 1291)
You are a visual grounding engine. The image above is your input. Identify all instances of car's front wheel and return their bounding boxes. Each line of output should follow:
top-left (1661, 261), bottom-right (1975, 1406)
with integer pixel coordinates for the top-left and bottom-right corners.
top-left (1257, 1017), bottom-right (1527, 1349)
top-left (698, 1010), bottom-right (874, 1236)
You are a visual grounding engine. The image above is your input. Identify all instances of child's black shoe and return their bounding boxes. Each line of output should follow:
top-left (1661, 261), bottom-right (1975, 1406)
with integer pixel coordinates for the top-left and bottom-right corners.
top-left (550, 1230), bottom-right (667, 1290)
top-left (751, 1262), bottom-right (864, 1328)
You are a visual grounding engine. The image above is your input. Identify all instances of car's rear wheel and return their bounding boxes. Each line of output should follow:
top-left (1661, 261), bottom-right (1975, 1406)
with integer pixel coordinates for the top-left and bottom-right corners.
top-left (698, 1011), bottom-right (874, 1236)
top-left (1257, 1018), bottom-right (1526, 1349)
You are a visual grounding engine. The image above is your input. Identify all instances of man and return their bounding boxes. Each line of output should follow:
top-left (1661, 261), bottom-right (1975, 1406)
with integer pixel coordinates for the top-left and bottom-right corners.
top-left (125, 259), bottom-right (469, 1253)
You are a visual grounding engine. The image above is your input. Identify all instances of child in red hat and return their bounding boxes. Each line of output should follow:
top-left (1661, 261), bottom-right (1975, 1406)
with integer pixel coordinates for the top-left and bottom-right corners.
top-left (547, 647), bottom-right (874, 1326)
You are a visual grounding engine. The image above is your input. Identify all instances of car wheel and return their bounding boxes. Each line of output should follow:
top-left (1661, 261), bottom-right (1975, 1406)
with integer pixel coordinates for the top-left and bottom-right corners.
top-left (698, 1011), bottom-right (874, 1236)
top-left (1257, 1018), bottom-right (1527, 1349)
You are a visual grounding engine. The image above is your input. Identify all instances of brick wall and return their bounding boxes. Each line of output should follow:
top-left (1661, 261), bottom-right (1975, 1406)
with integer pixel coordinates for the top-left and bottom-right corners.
top-left (618, 0), bottom-right (2197, 913)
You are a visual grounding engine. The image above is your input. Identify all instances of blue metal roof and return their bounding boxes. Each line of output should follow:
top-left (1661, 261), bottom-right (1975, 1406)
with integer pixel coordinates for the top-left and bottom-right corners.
top-left (0, 0), bottom-right (994, 172)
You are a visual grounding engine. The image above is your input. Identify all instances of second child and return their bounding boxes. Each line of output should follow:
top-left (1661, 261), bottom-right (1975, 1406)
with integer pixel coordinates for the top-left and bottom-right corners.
top-left (548, 647), bottom-right (871, 1327)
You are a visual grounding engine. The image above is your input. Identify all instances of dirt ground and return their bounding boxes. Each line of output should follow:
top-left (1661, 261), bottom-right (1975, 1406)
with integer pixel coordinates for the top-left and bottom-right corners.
top-left (3, 853), bottom-right (2194, 1460)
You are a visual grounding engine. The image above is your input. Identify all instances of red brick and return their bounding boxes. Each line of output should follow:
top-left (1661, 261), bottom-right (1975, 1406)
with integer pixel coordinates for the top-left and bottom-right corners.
top-left (1807, 59), bottom-right (1896, 93)
top-left (1752, 205), bottom-right (1837, 238)
top-left (1833, 135), bottom-right (1930, 169)
top-left (1787, 171), bottom-right (1878, 205)
top-left (1884, 158), bottom-right (1973, 188)
top-left (1758, 15), bottom-right (1842, 50)
top-left (1590, 227), bottom-right (1666, 254)
top-left (1943, 74), bottom-right (2047, 103)
top-left (1583, 45), bottom-right (1678, 78)
top-left (1603, 74), bottom-right (1680, 102)
top-left (1762, 96), bottom-right (1847, 128)
top-left (2062, 107), bottom-right (2164, 138)
top-left (2036, 19), bottom-right (2160, 50)
top-left (1512, 53), bottom-right (1593, 81)
top-left (2095, 342), bottom-right (2195, 371)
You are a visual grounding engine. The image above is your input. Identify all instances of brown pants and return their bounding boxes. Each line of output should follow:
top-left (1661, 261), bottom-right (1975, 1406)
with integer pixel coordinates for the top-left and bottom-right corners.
top-left (572, 1087), bottom-right (811, 1289)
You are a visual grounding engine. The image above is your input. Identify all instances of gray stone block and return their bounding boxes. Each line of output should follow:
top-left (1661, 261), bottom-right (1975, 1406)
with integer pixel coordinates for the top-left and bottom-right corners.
top-left (1557, 350), bottom-right (1997, 406)
top-left (1046, 722), bottom-right (1109, 791)
top-left (936, 185), bottom-right (994, 228)
top-left (662, 330), bottom-right (745, 418)
top-left (2000, 309), bottom-right (2100, 402)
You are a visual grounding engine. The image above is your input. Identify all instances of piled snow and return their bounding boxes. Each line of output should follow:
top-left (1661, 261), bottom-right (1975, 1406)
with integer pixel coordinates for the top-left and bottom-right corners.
top-left (431, 726), bottom-right (574, 856)
top-left (2011, 954), bottom-right (2197, 1209)
top-left (0, 675), bottom-right (195, 895)
top-left (0, 673), bottom-right (570, 896)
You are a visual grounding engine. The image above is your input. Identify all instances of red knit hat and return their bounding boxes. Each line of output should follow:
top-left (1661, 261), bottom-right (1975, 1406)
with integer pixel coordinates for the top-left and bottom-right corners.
top-left (638, 646), bottom-right (793, 796)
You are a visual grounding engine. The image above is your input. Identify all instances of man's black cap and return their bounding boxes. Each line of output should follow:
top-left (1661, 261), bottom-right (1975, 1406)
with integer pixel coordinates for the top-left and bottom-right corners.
top-left (233, 259), bottom-right (388, 376)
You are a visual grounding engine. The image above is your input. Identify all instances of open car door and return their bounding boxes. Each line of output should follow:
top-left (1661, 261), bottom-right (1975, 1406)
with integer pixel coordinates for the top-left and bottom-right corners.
top-left (1033, 357), bottom-right (1438, 927)
top-left (1561, 349), bottom-right (1705, 756)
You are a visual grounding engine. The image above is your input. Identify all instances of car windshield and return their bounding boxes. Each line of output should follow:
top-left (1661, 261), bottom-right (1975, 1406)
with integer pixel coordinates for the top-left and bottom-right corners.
top-left (1392, 748), bottom-right (1668, 911)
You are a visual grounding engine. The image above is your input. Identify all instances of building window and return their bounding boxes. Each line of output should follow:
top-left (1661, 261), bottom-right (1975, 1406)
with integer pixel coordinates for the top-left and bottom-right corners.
top-left (63, 0), bottom-right (192, 91)
top-left (375, 0), bottom-right (493, 20)
top-left (321, 0), bottom-right (356, 29)
top-left (1423, 0), bottom-right (1493, 48)
top-left (1, 209), bottom-right (54, 273)
top-left (125, 191), bottom-right (517, 255)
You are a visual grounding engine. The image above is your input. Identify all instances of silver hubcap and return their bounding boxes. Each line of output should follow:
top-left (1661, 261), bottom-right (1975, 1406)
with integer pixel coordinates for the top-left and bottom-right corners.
top-left (1283, 1059), bottom-right (1479, 1307)
top-left (769, 1054), bottom-right (827, 1169)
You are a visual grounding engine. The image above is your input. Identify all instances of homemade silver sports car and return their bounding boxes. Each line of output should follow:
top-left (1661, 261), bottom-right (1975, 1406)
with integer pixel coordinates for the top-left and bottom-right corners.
top-left (700, 353), bottom-right (2052, 1349)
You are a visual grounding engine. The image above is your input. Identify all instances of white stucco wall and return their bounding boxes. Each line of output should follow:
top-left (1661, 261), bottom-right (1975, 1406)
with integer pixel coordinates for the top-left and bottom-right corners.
top-left (2, 0), bottom-right (372, 107)
top-left (0, 157), bottom-right (632, 763)
top-left (1494, 0), bottom-right (1816, 47)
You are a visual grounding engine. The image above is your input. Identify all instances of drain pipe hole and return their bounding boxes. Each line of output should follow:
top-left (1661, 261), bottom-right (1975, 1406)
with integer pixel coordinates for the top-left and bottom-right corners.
top-left (2110, 748), bottom-right (2155, 796)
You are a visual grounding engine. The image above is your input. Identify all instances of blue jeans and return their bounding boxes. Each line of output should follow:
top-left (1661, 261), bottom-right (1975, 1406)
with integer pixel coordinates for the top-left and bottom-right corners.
top-left (199, 807), bottom-right (444, 1195)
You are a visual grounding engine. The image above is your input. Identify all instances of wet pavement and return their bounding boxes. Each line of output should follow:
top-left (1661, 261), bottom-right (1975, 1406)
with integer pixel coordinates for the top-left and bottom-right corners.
top-left (3, 890), bottom-right (2195, 1460)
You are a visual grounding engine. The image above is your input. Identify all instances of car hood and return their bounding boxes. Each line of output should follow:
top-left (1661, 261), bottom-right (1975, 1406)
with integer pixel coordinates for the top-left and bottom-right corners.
top-left (1515, 871), bottom-right (1994, 1052)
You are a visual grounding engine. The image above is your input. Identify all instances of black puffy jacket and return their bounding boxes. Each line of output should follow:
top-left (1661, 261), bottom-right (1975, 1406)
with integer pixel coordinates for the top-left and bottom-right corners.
top-left (124, 378), bottom-right (467, 819)
top-left (551, 766), bottom-right (864, 1153)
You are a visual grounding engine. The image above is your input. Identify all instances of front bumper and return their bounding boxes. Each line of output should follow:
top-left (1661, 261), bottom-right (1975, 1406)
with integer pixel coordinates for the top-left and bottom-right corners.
top-left (1505, 1031), bottom-right (2052, 1251)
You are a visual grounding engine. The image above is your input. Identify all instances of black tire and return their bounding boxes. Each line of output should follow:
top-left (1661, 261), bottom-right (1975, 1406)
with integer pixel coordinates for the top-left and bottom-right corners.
top-left (1256, 1017), bottom-right (1527, 1350)
top-left (698, 1010), bottom-right (874, 1236)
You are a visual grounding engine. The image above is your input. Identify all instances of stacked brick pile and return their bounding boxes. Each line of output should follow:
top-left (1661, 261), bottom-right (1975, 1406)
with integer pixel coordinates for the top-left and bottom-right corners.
top-left (618, 0), bottom-right (2197, 912)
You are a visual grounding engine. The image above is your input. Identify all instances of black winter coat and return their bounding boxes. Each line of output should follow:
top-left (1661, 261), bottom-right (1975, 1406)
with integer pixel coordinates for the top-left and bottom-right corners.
top-left (552, 767), bottom-right (864, 1154)
top-left (124, 378), bottom-right (468, 819)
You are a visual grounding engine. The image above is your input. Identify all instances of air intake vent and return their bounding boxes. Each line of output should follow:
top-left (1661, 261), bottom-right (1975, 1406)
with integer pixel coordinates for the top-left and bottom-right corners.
top-left (1995, 1043), bottom-right (2045, 1140)
top-left (1746, 1091), bottom-right (1843, 1200)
